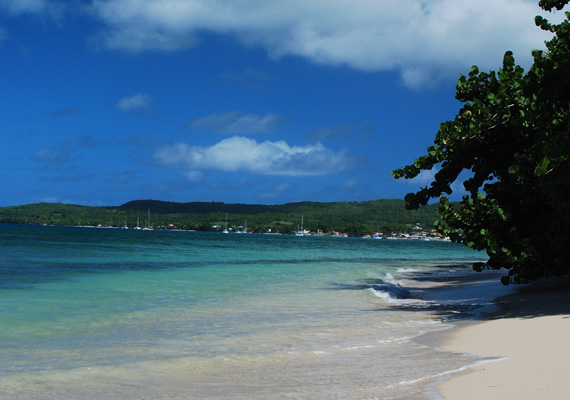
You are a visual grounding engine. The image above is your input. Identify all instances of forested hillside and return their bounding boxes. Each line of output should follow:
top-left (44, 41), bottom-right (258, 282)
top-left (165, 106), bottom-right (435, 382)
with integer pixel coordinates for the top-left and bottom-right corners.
top-left (0, 199), bottom-right (440, 236)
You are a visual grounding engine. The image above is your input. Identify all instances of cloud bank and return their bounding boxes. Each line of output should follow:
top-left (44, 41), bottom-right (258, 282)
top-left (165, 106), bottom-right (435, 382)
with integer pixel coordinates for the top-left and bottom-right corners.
top-left (86, 0), bottom-right (556, 88)
top-left (3, 0), bottom-right (561, 88)
top-left (153, 136), bottom-right (352, 176)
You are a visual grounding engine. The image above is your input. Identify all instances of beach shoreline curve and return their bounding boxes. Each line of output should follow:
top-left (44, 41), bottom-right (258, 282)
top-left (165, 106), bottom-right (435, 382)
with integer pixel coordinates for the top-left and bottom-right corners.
top-left (436, 276), bottom-right (570, 399)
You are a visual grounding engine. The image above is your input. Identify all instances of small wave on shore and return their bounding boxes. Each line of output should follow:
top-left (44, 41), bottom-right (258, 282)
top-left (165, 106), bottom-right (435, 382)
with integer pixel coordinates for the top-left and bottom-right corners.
top-left (368, 280), bottom-right (412, 302)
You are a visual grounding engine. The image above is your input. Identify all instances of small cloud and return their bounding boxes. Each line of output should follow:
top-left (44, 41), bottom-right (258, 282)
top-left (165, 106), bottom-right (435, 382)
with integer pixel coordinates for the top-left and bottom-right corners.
top-left (115, 93), bottom-right (153, 113)
top-left (50, 107), bottom-right (79, 118)
top-left (397, 165), bottom-right (473, 199)
top-left (32, 135), bottom-right (98, 168)
top-left (33, 147), bottom-right (71, 164)
top-left (180, 170), bottom-right (204, 182)
top-left (186, 111), bottom-right (282, 134)
top-left (91, 28), bottom-right (198, 54)
top-left (306, 122), bottom-right (375, 142)
top-left (340, 178), bottom-right (359, 189)
top-left (1, 0), bottom-right (45, 16)
top-left (0, 0), bottom-right (65, 21)
top-left (406, 167), bottom-right (439, 186)
top-left (273, 182), bottom-right (294, 192)
top-left (153, 136), bottom-right (354, 177)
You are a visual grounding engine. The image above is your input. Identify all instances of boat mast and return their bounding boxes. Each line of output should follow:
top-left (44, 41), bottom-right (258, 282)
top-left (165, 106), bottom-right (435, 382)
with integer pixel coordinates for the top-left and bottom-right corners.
top-left (223, 213), bottom-right (229, 233)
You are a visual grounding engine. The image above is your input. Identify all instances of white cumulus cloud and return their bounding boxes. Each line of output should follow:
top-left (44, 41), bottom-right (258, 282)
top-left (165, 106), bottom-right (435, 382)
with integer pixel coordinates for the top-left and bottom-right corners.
top-left (87, 0), bottom-right (562, 88)
top-left (153, 136), bottom-right (352, 176)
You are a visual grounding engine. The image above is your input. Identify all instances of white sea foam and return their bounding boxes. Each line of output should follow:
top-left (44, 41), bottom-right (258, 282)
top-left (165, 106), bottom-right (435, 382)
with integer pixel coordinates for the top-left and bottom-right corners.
top-left (383, 271), bottom-right (396, 282)
top-left (368, 287), bottom-right (395, 301)
top-left (395, 267), bottom-right (421, 274)
top-left (367, 285), bottom-right (425, 307)
top-left (390, 356), bottom-right (508, 387)
top-left (381, 318), bottom-right (449, 334)
top-left (343, 344), bottom-right (376, 350)
top-left (376, 335), bottom-right (415, 345)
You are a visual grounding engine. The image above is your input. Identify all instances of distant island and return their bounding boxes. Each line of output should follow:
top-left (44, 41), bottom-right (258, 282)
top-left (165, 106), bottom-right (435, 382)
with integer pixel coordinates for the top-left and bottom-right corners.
top-left (0, 199), bottom-right (446, 238)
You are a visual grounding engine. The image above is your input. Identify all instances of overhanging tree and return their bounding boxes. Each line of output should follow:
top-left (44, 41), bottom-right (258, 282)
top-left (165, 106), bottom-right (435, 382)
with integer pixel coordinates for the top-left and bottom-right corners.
top-left (393, 0), bottom-right (570, 284)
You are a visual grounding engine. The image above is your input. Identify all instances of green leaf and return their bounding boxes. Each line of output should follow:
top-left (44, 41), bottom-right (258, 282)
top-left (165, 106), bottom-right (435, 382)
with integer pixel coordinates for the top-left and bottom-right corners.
top-left (534, 157), bottom-right (551, 175)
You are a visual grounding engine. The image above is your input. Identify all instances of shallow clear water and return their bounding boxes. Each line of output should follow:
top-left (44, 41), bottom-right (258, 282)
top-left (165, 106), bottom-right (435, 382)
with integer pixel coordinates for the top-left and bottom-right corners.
top-left (0, 224), bottom-right (511, 399)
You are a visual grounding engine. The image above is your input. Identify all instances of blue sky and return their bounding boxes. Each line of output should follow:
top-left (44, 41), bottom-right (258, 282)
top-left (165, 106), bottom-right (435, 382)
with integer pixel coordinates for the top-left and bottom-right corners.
top-left (0, 0), bottom-right (562, 206)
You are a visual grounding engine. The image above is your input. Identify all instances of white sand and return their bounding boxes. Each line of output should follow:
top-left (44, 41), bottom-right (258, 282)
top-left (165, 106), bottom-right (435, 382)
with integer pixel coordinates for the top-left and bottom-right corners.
top-left (438, 278), bottom-right (570, 399)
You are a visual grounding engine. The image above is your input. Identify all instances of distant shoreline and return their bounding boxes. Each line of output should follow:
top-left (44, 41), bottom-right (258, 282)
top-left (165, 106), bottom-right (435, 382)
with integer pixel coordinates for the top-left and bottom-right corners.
top-left (0, 221), bottom-right (456, 241)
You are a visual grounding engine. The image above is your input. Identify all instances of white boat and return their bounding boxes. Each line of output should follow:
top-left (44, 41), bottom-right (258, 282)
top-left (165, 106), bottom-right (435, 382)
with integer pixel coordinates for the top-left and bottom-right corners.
top-left (143, 209), bottom-right (153, 231)
top-left (222, 213), bottom-right (229, 233)
top-left (295, 215), bottom-right (306, 236)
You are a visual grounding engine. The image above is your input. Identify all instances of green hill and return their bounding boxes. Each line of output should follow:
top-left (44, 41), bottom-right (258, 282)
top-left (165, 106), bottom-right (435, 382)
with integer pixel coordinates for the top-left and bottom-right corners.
top-left (0, 199), bottom-right (441, 236)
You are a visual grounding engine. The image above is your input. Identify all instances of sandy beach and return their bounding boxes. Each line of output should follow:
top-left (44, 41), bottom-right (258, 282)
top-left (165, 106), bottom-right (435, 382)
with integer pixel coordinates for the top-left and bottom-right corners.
top-left (438, 277), bottom-right (570, 399)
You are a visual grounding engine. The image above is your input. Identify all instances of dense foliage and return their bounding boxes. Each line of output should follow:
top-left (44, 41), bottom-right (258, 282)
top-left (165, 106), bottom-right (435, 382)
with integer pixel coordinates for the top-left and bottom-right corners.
top-left (0, 199), bottom-right (440, 236)
top-left (393, 0), bottom-right (570, 284)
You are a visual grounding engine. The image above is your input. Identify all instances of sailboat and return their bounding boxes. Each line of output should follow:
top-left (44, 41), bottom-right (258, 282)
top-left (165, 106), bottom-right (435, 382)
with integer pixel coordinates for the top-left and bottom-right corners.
top-left (134, 217), bottom-right (142, 230)
top-left (295, 215), bottom-right (306, 236)
top-left (143, 208), bottom-right (153, 231)
top-left (222, 213), bottom-right (229, 234)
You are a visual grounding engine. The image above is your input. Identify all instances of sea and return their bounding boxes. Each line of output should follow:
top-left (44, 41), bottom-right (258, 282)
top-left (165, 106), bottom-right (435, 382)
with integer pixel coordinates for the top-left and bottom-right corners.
top-left (0, 224), bottom-right (515, 399)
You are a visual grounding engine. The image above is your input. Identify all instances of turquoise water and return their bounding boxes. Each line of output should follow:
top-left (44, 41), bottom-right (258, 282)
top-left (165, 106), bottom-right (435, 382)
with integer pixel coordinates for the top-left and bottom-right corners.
top-left (0, 224), bottom-right (509, 399)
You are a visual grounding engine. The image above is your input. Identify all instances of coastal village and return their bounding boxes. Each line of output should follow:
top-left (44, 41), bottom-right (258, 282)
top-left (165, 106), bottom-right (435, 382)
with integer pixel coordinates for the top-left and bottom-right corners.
top-left (113, 214), bottom-right (451, 241)
top-left (100, 223), bottom-right (450, 241)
